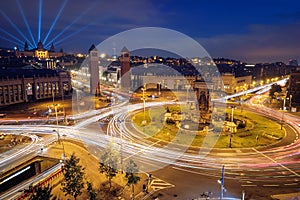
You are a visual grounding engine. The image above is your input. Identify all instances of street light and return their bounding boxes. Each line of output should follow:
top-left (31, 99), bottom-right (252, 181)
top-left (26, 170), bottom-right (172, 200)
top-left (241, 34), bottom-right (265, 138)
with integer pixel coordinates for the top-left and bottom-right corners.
top-left (281, 111), bottom-right (284, 130)
top-left (53, 103), bottom-right (60, 126)
top-left (185, 84), bottom-right (191, 102)
top-left (230, 106), bottom-right (235, 122)
top-left (157, 82), bottom-right (161, 96)
top-left (53, 129), bottom-right (66, 160)
top-left (141, 86), bottom-right (147, 123)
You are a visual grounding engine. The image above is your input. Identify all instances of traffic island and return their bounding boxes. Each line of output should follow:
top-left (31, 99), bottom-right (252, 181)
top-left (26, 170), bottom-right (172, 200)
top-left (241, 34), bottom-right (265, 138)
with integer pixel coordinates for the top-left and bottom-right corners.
top-left (131, 105), bottom-right (285, 148)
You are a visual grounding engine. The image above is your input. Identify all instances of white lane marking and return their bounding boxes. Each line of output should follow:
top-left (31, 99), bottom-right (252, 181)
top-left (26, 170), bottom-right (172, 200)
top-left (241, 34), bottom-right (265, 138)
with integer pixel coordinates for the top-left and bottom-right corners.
top-left (263, 184), bottom-right (279, 187)
top-left (241, 185), bottom-right (257, 187)
top-left (284, 183), bottom-right (298, 186)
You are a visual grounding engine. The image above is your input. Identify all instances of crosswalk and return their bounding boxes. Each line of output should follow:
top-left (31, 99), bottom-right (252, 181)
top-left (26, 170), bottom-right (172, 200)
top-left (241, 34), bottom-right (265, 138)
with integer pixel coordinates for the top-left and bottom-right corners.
top-left (149, 178), bottom-right (174, 191)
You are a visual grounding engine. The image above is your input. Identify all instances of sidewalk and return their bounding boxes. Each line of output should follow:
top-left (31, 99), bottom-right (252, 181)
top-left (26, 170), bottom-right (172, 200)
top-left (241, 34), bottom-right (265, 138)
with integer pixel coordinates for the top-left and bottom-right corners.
top-left (42, 140), bottom-right (150, 200)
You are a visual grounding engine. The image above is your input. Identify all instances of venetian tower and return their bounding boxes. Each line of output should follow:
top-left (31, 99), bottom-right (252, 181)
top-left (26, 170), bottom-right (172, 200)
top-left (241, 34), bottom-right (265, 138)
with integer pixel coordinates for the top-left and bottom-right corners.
top-left (120, 46), bottom-right (131, 90)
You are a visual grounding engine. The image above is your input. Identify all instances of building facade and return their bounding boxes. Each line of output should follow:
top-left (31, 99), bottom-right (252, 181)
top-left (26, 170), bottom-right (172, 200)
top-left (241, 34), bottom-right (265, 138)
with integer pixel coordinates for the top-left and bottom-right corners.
top-left (16, 41), bottom-right (64, 59)
top-left (287, 70), bottom-right (300, 110)
top-left (0, 69), bottom-right (71, 106)
top-left (221, 73), bottom-right (252, 94)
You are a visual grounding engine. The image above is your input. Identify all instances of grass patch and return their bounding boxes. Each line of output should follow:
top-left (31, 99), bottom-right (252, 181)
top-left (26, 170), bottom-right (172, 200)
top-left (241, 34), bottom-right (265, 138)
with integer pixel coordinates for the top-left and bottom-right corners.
top-left (131, 106), bottom-right (285, 148)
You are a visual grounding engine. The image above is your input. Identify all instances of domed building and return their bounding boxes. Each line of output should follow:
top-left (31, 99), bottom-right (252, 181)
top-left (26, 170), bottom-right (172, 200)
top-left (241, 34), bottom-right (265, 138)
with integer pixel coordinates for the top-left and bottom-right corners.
top-left (16, 41), bottom-right (64, 59)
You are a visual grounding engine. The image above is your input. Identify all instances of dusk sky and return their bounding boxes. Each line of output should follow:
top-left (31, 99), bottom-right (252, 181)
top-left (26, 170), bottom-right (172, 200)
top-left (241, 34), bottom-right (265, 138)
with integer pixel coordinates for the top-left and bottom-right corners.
top-left (1, 0), bottom-right (300, 63)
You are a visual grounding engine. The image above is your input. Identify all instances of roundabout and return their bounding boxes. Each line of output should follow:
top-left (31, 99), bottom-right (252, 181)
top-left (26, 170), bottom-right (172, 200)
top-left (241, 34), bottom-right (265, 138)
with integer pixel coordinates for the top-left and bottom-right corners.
top-left (1, 98), bottom-right (300, 199)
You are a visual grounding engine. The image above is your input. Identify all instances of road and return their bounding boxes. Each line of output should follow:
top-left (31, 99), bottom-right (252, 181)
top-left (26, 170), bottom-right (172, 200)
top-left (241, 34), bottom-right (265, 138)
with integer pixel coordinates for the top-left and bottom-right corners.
top-left (1, 83), bottom-right (300, 199)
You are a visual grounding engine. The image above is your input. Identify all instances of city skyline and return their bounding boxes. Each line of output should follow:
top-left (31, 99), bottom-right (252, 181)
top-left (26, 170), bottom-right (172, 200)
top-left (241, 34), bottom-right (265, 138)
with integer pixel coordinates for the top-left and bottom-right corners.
top-left (1, 0), bottom-right (300, 63)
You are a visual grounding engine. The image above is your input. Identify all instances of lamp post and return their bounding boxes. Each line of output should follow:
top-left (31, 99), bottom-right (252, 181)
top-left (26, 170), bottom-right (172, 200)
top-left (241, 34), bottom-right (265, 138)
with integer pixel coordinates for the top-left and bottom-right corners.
top-left (157, 82), bottom-right (161, 96)
top-left (185, 84), bottom-right (190, 102)
top-left (281, 111), bottom-right (284, 130)
top-left (230, 106), bottom-right (235, 122)
top-left (61, 87), bottom-right (66, 124)
top-left (53, 129), bottom-right (66, 160)
top-left (53, 103), bottom-right (66, 160)
top-left (53, 104), bottom-right (59, 126)
top-left (141, 86), bottom-right (147, 122)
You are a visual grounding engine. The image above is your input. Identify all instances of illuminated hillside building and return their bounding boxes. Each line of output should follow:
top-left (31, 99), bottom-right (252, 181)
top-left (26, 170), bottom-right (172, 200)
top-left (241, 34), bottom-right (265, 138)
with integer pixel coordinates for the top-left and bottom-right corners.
top-left (16, 41), bottom-right (64, 59)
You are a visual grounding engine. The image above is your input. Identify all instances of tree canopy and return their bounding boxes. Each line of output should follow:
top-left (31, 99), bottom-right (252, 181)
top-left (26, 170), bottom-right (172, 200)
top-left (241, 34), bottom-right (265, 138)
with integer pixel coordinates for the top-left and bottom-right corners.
top-left (125, 159), bottom-right (141, 198)
top-left (99, 142), bottom-right (120, 189)
top-left (29, 184), bottom-right (54, 200)
top-left (61, 153), bottom-right (85, 199)
top-left (269, 84), bottom-right (282, 98)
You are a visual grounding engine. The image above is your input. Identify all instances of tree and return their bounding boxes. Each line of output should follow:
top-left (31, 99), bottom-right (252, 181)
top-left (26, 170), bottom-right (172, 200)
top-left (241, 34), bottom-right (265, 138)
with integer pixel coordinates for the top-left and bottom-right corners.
top-left (29, 184), bottom-right (54, 200)
top-left (99, 142), bottom-right (119, 190)
top-left (61, 153), bottom-right (85, 199)
top-left (269, 84), bottom-right (282, 99)
top-left (87, 181), bottom-right (97, 200)
top-left (125, 159), bottom-right (141, 199)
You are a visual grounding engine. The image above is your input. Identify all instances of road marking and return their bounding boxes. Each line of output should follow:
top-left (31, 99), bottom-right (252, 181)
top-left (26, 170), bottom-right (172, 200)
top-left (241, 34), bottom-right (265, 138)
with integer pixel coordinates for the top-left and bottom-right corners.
top-left (252, 148), bottom-right (300, 177)
top-left (263, 184), bottom-right (279, 187)
top-left (150, 179), bottom-right (175, 191)
top-left (284, 183), bottom-right (298, 186)
top-left (262, 168), bottom-right (275, 171)
top-left (241, 185), bottom-right (257, 187)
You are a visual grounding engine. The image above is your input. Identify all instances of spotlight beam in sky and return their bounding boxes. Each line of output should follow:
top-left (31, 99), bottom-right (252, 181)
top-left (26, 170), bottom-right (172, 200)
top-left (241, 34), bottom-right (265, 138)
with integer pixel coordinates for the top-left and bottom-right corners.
top-left (38, 0), bottom-right (43, 42)
top-left (45, 2), bottom-right (96, 48)
top-left (0, 27), bottom-right (30, 48)
top-left (0, 10), bottom-right (34, 47)
top-left (0, 35), bottom-right (23, 47)
top-left (16, 0), bottom-right (36, 46)
top-left (43, 0), bottom-right (68, 44)
top-left (53, 23), bottom-right (91, 47)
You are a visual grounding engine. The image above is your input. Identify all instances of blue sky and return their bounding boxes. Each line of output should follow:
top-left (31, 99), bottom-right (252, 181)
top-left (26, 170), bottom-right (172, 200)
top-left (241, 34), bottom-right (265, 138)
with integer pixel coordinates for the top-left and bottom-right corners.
top-left (1, 0), bottom-right (300, 63)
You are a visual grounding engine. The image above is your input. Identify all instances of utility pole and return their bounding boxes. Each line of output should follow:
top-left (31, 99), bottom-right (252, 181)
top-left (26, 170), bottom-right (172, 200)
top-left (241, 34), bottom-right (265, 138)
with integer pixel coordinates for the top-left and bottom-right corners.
top-left (281, 111), bottom-right (284, 130)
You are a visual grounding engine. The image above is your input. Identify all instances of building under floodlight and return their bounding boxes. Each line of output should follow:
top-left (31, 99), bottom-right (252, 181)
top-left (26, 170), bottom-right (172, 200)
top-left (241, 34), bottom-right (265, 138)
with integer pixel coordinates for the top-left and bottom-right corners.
top-left (16, 41), bottom-right (64, 59)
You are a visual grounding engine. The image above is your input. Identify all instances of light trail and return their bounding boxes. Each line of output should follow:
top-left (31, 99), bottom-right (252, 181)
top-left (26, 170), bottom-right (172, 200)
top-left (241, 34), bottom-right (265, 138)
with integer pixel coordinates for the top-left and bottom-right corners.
top-left (1, 83), bottom-right (300, 192)
top-left (43, 0), bottom-right (68, 44)
top-left (213, 78), bottom-right (288, 102)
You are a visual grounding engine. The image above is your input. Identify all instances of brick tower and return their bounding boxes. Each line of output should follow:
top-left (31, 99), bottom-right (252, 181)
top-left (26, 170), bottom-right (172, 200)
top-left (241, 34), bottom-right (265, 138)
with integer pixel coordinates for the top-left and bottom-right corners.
top-left (88, 44), bottom-right (99, 95)
top-left (120, 46), bottom-right (131, 90)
